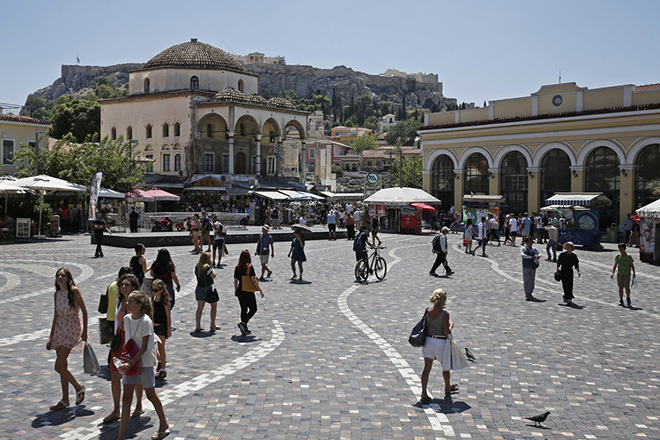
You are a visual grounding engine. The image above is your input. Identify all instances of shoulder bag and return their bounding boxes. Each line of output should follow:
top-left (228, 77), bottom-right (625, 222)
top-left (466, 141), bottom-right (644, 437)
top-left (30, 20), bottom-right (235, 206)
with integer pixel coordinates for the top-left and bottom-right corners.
top-left (408, 308), bottom-right (428, 347)
top-left (442, 333), bottom-right (469, 371)
top-left (98, 287), bottom-right (109, 314)
top-left (201, 265), bottom-right (219, 303)
top-left (241, 264), bottom-right (259, 293)
top-left (118, 319), bottom-right (142, 376)
top-left (83, 341), bottom-right (100, 376)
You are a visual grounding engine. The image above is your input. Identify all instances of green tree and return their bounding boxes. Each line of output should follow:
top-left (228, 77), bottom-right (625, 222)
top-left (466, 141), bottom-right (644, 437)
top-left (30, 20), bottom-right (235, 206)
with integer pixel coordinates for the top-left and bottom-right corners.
top-left (350, 134), bottom-right (377, 153)
top-left (50, 98), bottom-right (101, 142)
top-left (13, 135), bottom-right (145, 192)
top-left (385, 119), bottom-right (423, 146)
top-left (389, 156), bottom-right (422, 188)
top-left (364, 115), bottom-right (379, 131)
top-left (332, 164), bottom-right (344, 178)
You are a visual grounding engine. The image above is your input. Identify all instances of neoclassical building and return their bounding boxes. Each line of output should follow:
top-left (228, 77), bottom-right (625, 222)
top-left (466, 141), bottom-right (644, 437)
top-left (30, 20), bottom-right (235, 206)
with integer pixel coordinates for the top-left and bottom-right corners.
top-left (419, 82), bottom-right (660, 226)
top-left (100, 39), bottom-right (308, 187)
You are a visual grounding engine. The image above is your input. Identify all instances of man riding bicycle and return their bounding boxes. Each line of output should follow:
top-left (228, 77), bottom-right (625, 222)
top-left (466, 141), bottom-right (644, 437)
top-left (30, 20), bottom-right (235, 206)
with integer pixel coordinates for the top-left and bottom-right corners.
top-left (354, 225), bottom-right (375, 261)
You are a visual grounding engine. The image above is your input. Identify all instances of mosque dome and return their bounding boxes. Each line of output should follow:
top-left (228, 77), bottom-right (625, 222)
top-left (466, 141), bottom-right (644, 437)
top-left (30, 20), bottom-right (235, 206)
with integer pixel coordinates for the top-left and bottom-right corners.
top-left (212, 87), bottom-right (249, 103)
top-left (248, 94), bottom-right (269, 106)
top-left (268, 97), bottom-right (297, 110)
top-left (143, 39), bottom-right (247, 73)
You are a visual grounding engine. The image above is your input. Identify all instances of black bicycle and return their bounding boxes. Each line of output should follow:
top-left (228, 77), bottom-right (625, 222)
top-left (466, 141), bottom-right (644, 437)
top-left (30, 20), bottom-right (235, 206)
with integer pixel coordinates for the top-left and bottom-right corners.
top-left (355, 246), bottom-right (387, 283)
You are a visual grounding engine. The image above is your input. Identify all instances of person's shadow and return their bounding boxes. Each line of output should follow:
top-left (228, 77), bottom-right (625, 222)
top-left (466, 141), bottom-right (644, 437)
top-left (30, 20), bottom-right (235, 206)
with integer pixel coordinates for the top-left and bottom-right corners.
top-left (231, 334), bottom-right (260, 343)
top-left (414, 394), bottom-right (471, 414)
top-left (289, 279), bottom-right (312, 285)
top-left (32, 405), bottom-right (95, 428)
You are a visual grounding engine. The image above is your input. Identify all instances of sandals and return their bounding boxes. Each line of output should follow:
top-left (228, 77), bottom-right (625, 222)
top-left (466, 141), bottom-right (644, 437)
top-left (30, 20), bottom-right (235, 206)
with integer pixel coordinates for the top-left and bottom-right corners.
top-left (102, 413), bottom-right (120, 424)
top-left (445, 384), bottom-right (459, 394)
top-left (210, 325), bottom-right (221, 330)
top-left (50, 400), bottom-right (69, 411)
top-left (151, 427), bottom-right (171, 440)
top-left (75, 387), bottom-right (85, 405)
top-left (131, 409), bottom-right (145, 418)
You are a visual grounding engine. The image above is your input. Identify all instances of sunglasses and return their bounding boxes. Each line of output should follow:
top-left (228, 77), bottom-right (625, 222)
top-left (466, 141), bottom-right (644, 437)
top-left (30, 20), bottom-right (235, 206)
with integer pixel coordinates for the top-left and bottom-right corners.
top-left (152, 288), bottom-right (162, 292)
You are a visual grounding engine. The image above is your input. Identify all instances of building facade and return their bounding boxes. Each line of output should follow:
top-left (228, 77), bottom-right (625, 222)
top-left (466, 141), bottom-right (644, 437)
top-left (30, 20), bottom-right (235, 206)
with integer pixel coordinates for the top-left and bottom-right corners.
top-left (100, 39), bottom-right (308, 187)
top-left (0, 114), bottom-right (50, 175)
top-left (419, 82), bottom-right (660, 226)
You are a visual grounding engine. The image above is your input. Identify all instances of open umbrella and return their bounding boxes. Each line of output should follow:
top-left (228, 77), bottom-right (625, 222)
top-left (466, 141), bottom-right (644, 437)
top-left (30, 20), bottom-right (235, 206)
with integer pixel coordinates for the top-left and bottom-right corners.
top-left (13, 175), bottom-right (86, 239)
top-left (0, 180), bottom-right (28, 216)
top-left (141, 187), bottom-right (180, 212)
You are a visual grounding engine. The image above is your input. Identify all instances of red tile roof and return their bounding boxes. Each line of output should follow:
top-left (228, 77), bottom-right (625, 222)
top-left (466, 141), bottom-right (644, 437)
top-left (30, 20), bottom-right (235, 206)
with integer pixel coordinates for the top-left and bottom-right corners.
top-left (0, 114), bottom-right (50, 125)
top-left (636, 83), bottom-right (660, 91)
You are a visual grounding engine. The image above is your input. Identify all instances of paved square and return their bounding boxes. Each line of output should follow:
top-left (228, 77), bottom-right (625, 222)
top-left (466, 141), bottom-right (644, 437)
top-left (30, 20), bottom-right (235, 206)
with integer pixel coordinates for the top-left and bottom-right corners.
top-left (1, 232), bottom-right (659, 439)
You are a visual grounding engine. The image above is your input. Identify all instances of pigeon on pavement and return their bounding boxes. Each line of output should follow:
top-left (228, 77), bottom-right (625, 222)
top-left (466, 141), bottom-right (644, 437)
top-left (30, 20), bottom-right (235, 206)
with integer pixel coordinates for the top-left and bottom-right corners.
top-left (465, 347), bottom-right (476, 361)
top-left (525, 411), bottom-right (550, 426)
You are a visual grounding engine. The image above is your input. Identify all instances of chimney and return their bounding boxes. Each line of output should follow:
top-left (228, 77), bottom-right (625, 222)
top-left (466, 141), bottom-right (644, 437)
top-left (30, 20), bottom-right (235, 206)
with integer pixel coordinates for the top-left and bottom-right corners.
top-left (191, 38), bottom-right (198, 43)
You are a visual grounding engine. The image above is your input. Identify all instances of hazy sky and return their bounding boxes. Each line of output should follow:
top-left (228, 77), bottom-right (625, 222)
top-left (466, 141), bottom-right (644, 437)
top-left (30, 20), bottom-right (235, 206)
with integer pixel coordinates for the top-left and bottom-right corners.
top-left (1, 0), bottom-right (658, 109)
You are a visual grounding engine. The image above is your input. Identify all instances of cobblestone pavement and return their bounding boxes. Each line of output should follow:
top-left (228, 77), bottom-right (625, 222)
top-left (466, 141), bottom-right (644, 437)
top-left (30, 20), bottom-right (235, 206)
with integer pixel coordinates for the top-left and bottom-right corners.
top-left (1, 232), bottom-right (659, 439)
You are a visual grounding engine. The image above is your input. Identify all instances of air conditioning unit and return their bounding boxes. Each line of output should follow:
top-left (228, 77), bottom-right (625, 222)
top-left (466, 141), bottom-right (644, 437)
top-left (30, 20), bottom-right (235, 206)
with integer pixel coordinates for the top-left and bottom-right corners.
top-left (249, 178), bottom-right (258, 187)
top-left (220, 176), bottom-right (227, 182)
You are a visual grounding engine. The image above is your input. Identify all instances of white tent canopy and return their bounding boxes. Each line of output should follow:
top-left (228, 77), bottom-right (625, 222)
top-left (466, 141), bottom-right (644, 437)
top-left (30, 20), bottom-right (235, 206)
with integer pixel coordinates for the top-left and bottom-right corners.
top-left (636, 198), bottom-right (660, 220)
top-left (99, 187), bottom-right (126, 199)
top-left (363, 187), bottom-right (440, 206)
top-left (13, 175), bottom-right (86, 193)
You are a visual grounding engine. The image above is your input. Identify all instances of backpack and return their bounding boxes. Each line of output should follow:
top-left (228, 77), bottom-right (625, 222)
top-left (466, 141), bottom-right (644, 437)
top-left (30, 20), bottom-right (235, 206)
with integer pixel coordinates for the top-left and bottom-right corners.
top-left (432, 234), bottom-right (442, 253)
top-left (353, 234), bottom-right (365, 252)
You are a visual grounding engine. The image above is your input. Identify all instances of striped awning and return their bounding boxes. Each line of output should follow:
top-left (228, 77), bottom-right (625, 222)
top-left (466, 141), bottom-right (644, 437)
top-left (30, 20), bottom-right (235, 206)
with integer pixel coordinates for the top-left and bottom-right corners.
top-left (544, 193), bottom-right (610, 207)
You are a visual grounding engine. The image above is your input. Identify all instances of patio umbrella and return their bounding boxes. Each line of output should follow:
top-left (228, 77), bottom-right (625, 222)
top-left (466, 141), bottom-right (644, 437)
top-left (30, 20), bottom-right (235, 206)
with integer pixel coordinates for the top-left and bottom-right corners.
top-left (13, 175), bottom-right (86, 238)
top-left (0, 180), bottom-right (28, 215)
top-left (141, 187), bottom-right (180, 211)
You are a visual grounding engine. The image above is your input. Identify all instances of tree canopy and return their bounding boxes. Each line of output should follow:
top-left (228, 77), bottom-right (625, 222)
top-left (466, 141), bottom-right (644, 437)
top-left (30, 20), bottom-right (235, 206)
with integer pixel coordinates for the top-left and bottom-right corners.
top-left (12, 135), bottom-right (145, 192)
top-left (350, 134), bottom-right (378, 153)
top-left (389, 156), bottom-right (422, 188)
top-left (385, 119), bottom-right (423, 146)
top-left (50, 98), bottom-right (101, 143)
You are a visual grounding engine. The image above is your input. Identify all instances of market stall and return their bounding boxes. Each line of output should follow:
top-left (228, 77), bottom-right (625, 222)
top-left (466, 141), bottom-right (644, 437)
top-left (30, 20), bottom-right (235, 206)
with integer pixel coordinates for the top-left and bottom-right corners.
top-left (544, 192), bottom-right (611, 248)
top-left (462, 194), bottom-right (504, 235)
top-left (363, 187), bottom-right (440, 234)
top-left (635, 198), bottom-right (660, 263)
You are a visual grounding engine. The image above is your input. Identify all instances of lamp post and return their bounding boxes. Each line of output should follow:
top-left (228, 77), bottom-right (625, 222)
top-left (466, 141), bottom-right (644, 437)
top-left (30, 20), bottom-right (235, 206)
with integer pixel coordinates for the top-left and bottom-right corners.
top-left (34, 129), bottom-right (47, 175)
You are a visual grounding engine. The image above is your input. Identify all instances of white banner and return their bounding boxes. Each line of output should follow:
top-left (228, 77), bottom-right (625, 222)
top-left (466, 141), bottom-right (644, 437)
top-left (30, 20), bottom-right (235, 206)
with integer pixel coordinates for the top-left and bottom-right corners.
top-left (88, 172), bottom-right (102, 220)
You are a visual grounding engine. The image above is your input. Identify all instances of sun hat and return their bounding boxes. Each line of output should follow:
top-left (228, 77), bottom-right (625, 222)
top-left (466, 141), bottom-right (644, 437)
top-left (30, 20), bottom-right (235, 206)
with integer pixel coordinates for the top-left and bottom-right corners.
top-left (562, 241), bottom-right (574, 250)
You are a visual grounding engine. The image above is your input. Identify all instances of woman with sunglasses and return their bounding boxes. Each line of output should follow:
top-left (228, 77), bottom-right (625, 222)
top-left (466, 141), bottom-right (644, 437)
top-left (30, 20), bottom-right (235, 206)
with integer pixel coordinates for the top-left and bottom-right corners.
top-left (151, 279), bottom-right (171, 379)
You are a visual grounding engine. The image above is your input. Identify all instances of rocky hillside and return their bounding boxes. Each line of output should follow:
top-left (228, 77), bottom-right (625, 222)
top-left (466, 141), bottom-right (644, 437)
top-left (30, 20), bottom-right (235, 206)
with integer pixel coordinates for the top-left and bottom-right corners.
top-left (28, 62), bottom-right (455, 111)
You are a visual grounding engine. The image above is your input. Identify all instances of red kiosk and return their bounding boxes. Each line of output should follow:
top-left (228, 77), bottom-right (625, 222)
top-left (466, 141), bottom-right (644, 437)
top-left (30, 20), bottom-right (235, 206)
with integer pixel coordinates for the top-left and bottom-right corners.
top-left (364, 187), bottom-right (440, 234)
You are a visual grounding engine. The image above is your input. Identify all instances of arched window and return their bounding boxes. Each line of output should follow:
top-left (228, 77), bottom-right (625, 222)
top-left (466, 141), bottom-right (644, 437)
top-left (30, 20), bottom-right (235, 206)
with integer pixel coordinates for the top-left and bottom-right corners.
top-left (190, 76), bottom-right (199, 90)
top-left (635, 143), bottom-right (660, 208)
top-left (126, 126), bottom-right (133, 140)
top-left (431, 155), bottom-right (455, 208)
top-left (144, 78), bottom-right (150, 93)
top-left (540, 149), bottom-right (571, 207)
top-left (163, 153), bottom-right (171, 172)
top-left (500, 151), bottom-right (528, 215)
top-left (174, 153), bottom-right (181, 171)
top-left (463, 153), bottom-right (489, 195)
top-left (111, 127), bottom-right (117, 140)
top-left (162, 123), bottom-right (169, 137)
top-left (207, 123), bottom-right (213, 138)
top-left (585, 146), bottom-right (620, 229)
top-left (238, 79), bottom-right (244, 92)
top-left (173, 122), bottom-right (180, 137)
top-left (145, 124), bottom-right (152, 139)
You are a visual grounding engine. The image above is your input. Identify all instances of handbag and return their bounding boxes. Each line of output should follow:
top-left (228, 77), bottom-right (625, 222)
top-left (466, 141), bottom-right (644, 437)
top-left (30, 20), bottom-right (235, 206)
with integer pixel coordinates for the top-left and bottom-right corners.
top-left (98, 287), bottom-right (109, 314)
top-left (98, 317), bottom-right (114, 345)
top-left (442, 333), bottom-right (469, 370)
top-left (241, 264), bottom-right (259, 292)
top-left (83, 341), bottom-right (100, 376)
top-left (554, 270), bottom-right (562, 281)
top-left (408, 308), bottom-right (428, 347)
top-left (201, 265), bottom-right (219, 303)
top-left (118, 321), bottom-right (142, 376)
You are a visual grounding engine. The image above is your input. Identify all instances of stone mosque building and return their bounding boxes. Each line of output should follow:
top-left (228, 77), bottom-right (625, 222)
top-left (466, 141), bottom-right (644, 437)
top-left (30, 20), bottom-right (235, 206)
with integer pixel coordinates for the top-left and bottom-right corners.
top-left (100, 39), bottom-right (309, 191)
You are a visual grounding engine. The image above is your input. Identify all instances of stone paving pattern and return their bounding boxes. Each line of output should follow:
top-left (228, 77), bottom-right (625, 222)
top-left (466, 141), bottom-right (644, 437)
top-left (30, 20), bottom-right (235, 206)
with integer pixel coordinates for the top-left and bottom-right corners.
top-left (0, 230), bottom-right (659, 439)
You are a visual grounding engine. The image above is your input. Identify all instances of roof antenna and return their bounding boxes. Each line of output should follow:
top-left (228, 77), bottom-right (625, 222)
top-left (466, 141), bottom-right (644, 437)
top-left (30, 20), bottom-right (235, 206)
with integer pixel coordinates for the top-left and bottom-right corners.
top-left (559, 69), bottom-right (561, 84)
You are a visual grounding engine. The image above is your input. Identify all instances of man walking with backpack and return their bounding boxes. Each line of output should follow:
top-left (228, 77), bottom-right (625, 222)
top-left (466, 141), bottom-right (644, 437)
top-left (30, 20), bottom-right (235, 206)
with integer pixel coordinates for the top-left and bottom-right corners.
top-left (430, 226), bottom-right (454, 276)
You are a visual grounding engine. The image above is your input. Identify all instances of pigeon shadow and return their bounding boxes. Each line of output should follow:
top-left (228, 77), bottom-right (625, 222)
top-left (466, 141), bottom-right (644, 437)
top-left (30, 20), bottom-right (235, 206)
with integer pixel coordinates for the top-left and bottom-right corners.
top-left (230, 334), bottom-right (261, 343)
top-left (32, 406), bottom-right (95, 428)
top-left (525, 423), bottom-right (551, 429)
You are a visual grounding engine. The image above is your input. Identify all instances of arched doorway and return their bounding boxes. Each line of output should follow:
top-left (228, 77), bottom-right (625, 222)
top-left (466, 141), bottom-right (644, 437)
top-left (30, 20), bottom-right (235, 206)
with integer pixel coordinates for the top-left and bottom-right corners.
top-left (540, 149), bottom-right (571, 208)
top-left (235, 152), bottom-right (246, 174)
top-left (464, 153), bottom-right (489, 195)
top-left (431, 155), bottom-right (454, 208)
top-left (635, 143), bottom-right (660, 209)
top-left (500, 151), bottom-right (528, 214)
top-left (585, 146), bottom-right (620, 229)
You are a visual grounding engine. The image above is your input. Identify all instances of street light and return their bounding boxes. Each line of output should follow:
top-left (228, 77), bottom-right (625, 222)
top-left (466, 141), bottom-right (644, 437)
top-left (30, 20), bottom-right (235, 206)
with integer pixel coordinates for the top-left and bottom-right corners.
top-left (35, 129), bottom-right (47, 175)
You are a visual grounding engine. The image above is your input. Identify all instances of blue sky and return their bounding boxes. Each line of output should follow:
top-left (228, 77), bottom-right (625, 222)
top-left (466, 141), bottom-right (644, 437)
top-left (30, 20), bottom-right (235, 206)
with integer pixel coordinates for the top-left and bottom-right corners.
top-left (1, 0), bottom-right (658, 109)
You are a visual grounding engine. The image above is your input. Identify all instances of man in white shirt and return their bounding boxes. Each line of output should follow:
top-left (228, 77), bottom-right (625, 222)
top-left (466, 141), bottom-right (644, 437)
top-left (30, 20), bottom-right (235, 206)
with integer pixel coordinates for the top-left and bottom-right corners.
top-left (353, 209), bottom-right (362, 230)
top-left (508, 215), bottom-right (518, 246)
top-left (473, 216), bottom-right (489, 257)
top-left (327, 209), bottom-right (337, 240)
top-left (430, 227), bottom-right (454, 276)
top-left (545, 223), bottom-right (559, 262)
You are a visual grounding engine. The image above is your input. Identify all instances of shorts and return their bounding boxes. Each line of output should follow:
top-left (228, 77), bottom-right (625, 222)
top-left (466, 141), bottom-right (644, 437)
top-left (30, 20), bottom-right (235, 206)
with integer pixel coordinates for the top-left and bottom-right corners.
top-left (259, 254), bottom-right (270, 265)
top-left (328, 223), bottom-right (336, 232)
top-left (122, 366), bottom-right (156, 388)
top-left (521, 230), bottom-right (529, 239)
top-left (355, 250), bottom-right (367, 262)
top-left (201, 231), bottom-right (211, 240)
top-left (422, 336), bottom-right (448, 367)
top-left (510, 231), bottom-right (517, 237)
top-left (213, 239), bottom-right (225, 250)
top-left (192, 230), bottom-right (201, 238)
top-left (617, 273), bottom-right (631, 288)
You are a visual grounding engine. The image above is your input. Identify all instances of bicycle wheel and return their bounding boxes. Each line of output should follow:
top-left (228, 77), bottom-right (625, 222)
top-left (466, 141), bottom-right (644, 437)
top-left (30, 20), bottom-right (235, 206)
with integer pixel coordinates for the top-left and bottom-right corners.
top-left (355, 259), bottom-right (369, 283)
top-left (374, 256), bottom-right (387, 280)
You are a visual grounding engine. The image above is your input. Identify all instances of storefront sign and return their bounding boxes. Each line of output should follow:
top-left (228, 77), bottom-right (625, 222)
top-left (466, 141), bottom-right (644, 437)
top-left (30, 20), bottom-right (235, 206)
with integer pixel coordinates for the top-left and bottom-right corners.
top-left (191, 177), bottom-right (223, 188)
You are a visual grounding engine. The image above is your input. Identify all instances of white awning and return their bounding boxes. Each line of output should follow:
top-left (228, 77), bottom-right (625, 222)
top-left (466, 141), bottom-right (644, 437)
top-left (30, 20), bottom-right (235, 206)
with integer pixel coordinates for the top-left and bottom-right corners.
top-left (254, 190), bottom-right (289, 200)
top-left (463, 194), bottom-right (504, 203)
top-left (544, 193), bottom-right (610, 207)
top-left (636, 198), bottom-right (660, 219)
top-left (99, 188), bottom-right (126, 199)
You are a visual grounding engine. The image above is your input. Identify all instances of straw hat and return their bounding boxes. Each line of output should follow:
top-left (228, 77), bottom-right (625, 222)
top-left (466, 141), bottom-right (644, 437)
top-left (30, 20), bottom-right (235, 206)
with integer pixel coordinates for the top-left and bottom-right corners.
top-left (562, 241), bottom-right (574, 250)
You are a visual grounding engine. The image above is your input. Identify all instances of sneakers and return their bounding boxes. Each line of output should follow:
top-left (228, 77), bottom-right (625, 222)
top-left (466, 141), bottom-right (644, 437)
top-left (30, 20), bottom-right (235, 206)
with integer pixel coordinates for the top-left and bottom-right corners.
top-left (627, 298), bottom-right (632, 307)
top-left (237, 322), bottom-right (251, 336)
